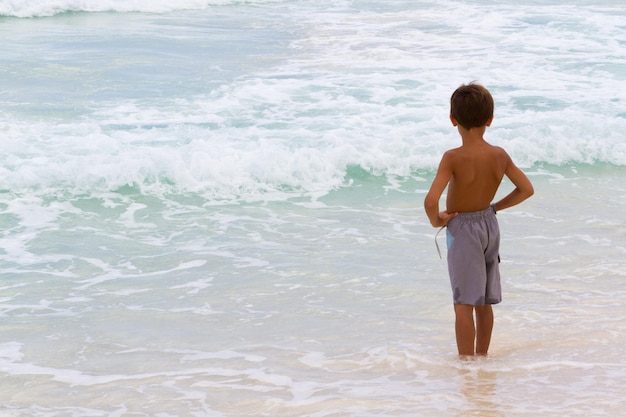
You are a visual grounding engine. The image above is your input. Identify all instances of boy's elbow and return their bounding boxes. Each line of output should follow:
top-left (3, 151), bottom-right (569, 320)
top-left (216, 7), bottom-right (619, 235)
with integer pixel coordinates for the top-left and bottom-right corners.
top-left (424, 196), bottom-right (437, 212)
top-left (515, 184), bottom-right (534, 204)
top-left (424, 198), bottom-right (441, 227)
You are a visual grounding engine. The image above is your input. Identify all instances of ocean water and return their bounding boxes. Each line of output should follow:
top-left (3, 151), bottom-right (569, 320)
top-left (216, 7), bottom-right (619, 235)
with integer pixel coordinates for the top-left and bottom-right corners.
top-left (0, 0), bottom-right (625, 416)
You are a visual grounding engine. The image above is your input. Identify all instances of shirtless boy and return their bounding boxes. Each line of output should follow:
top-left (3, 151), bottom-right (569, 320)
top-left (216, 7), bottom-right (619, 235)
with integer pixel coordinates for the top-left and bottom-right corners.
top-left (424, 82), bottom-right (534, 356)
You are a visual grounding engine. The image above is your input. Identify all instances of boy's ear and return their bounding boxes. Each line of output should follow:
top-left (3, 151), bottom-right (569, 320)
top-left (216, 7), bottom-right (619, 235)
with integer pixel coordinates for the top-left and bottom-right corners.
top-left (450, 115), bottom-right (457, 126)
top-left (486, 115), bottom-right (494, 126)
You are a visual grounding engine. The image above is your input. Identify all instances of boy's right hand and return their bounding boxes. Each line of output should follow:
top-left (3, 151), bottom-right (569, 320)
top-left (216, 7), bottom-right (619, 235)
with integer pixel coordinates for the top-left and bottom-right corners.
top-left (438, 211), bottom-right (458, 226)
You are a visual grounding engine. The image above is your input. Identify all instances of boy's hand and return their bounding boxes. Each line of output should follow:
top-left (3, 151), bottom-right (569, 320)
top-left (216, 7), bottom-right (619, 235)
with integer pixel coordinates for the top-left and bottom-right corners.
top-left (438, 211), bottom-right (458, 226)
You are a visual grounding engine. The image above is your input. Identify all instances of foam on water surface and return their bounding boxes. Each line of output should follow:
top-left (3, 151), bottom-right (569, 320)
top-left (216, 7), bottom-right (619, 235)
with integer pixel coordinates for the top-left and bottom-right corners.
top-left (0, 0), bottom-right (625, 416)
top-left (0, 167), bottom-right (624, 415)
top-left (0, 0), bottom-right (287, 18)
top-left (1, 0), bottom-right (626, 202)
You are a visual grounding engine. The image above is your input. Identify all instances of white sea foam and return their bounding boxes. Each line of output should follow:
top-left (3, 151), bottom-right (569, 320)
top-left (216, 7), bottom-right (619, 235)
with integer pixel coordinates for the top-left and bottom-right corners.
top-left (0, 2), bottom-right (625, 417)
top-left (0, 0), bottom-right (285, 17)
top-left (1, 0), bottom-right (626, 202)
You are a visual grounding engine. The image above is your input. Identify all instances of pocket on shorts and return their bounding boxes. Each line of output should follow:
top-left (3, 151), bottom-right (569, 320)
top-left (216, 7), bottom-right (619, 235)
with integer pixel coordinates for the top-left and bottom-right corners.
top-left (446, 227), bottom-right (455, 251)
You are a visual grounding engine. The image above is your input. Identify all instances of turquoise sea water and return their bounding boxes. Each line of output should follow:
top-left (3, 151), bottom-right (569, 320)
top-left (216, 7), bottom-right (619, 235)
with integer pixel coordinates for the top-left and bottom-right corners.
top-left (1, 1), bottom-right (625, 416)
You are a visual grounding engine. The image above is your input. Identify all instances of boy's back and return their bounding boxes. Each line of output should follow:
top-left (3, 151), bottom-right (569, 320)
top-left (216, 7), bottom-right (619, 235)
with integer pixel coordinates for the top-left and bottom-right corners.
top-left (444, 140), bottom-right (509, 213)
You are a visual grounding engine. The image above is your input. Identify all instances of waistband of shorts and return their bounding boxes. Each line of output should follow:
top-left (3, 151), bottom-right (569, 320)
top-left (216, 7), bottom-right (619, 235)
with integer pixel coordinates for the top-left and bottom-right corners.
top-left (454, 204), bottom-right (496, 220)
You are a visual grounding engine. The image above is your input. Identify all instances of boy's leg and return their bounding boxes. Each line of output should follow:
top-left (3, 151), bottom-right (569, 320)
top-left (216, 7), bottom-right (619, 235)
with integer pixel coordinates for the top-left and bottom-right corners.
top-left (475, 304), bottom-right (494, 355)
top-left (454, 304), bottom-right (475, 356)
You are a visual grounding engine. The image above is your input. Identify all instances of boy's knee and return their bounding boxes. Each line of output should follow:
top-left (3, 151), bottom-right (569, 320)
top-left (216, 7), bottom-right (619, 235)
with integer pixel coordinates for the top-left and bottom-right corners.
top-left (475, 304), bottom-right (492, 312)
top-left (454, 304), bottom-right (475, 317)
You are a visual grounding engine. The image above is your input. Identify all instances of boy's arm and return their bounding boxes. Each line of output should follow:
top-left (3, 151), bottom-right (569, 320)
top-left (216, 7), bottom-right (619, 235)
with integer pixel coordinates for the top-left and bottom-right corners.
top-left (493, 155), bottom-right (534, 211)
top-left (424, 153), bottom-right (458, 227)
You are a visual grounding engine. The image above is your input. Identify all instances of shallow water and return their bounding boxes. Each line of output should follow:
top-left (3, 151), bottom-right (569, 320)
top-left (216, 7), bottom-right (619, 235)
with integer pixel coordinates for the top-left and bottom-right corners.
top-left (1, 0), bottom-right (625, 416)
top-left (1, 166), bottom-right (624, 416)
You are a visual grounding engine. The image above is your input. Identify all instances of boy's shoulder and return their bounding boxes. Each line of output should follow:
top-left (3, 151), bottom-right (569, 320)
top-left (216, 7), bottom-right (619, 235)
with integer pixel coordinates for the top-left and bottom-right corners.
top-left (445, 142), bottom-right (509, 159)
top-left (442, 142), bottom-right (511, 172)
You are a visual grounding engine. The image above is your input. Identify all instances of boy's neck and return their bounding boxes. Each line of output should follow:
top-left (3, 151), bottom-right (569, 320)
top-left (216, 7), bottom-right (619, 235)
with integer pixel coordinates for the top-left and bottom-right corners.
top-left (450, 114), bottom-right (492, 145)
top-left (457, 125), bottom-right (488, 145)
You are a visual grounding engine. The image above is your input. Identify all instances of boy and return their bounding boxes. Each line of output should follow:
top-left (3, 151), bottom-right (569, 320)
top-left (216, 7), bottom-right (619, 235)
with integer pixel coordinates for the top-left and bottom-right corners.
top-left (424, 82), bottom-right (534, 356)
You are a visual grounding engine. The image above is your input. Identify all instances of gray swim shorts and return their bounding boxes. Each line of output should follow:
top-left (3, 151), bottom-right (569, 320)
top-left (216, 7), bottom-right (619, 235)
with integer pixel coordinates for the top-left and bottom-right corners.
top-left (446, 205), bottom-right (501, 306)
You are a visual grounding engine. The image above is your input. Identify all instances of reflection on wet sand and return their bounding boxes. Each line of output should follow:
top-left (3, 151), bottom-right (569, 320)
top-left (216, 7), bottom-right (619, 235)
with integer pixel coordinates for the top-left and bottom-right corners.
top-left (457, 364), bottom-right (504, 417)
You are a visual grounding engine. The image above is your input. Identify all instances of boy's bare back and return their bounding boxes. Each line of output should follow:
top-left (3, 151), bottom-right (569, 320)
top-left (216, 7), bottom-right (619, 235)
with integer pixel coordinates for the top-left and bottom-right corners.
top-left (444, 139), bottom-right (508, 213)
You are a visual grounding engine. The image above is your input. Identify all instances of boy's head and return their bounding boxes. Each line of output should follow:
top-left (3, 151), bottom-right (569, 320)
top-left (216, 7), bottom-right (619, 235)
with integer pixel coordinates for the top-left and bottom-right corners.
top-left (450, 82), bottom-right (494, 129)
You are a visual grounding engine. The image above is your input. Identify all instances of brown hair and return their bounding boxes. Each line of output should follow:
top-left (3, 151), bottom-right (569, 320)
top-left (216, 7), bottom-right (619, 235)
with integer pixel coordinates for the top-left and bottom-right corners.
top-left (450, 82), bottom-right (494, 129)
